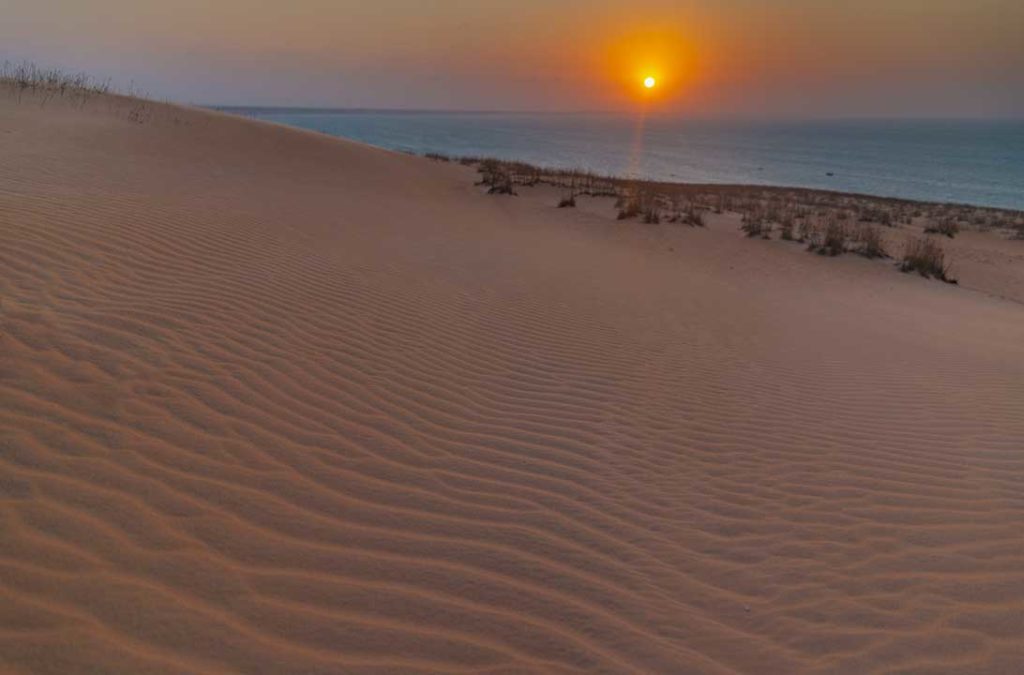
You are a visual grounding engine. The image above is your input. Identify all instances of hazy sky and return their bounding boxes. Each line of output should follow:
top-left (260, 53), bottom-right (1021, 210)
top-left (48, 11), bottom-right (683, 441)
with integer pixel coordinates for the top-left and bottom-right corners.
top-left (4, 0), bottom-right (1023, 116)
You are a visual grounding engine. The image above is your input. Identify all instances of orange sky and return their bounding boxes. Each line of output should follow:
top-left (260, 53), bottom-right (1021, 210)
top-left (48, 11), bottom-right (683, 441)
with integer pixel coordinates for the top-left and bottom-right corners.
top-left (3, 0), bottom-right (1023, 116)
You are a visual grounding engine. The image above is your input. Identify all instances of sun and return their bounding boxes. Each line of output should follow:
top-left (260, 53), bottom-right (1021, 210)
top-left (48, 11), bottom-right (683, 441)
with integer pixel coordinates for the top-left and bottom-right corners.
top-left (643, 76), bottom-right (657, 89)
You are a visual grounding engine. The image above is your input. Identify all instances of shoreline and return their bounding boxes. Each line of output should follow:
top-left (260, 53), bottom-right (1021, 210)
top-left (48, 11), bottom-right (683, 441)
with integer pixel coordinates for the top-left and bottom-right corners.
top-left (440, 153), bottom-right (1024, 215)
top-left (429, 153), bottom-right (1024, 234)
top-left (227, 107), bottom-right (1024, 212)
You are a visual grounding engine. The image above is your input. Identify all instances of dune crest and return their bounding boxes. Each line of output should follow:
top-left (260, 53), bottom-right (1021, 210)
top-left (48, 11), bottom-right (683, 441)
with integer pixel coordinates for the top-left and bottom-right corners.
top-left (2, 93), bottom-right (1023, 674)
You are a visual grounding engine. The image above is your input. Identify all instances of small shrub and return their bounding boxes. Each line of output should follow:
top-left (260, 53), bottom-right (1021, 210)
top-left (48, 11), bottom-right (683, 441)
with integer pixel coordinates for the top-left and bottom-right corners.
top-left (924, 218), bottom-right (959, 238)
top-left (900, 237), bottom-right (955, 282)
top-left (558, 193), bottom-right (576, 208)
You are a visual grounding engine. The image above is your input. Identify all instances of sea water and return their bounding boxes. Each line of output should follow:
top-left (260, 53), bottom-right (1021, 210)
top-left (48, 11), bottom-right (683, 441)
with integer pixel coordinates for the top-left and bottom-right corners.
top-left (226, 109), bottom-right (1024, 210)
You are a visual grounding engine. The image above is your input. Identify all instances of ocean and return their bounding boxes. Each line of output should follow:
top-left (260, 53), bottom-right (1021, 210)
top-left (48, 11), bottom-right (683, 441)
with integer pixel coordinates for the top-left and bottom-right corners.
top-left (226, 109), bottom-right (1024, 210)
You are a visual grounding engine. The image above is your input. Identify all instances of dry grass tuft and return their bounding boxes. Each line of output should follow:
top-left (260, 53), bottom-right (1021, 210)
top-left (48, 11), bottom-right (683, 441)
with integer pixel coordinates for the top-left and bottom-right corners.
top-left (616, 189), bottom-right (661, 222)
top-left (741, 212), bottom-right (771, 238)
top-left (900, 237), bottom-right (956, 283)
top-left (805, 218), bottom-right (848, 255)
top-left (924, 218), bottom-right (960, 238)
top-left (476, 159), bottom-right (518, 195)
top-left (670, 201), bottom-right (705, 227)
top-left (855, 224), bottom-right (888, 259)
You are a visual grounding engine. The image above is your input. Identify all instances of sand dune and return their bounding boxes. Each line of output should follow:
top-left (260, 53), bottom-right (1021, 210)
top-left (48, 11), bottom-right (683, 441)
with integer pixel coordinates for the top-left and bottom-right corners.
top-left (2, 93), bottom-right (1023, 674)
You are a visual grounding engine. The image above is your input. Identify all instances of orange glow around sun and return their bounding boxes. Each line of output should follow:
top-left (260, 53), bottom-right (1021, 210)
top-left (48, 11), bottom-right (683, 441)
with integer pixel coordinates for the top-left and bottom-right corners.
top-left (603, 25), bottom-right (695, 103)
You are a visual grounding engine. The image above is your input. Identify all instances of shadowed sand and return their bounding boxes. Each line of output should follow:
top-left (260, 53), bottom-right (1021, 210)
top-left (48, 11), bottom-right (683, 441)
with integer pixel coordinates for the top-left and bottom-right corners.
top-left (2, 92), bottom-right (1023, 674)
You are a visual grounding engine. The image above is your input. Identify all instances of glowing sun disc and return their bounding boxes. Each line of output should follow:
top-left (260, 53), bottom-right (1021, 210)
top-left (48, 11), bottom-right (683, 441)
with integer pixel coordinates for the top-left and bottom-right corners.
top-left (643, 76), bottom-right (657, 89)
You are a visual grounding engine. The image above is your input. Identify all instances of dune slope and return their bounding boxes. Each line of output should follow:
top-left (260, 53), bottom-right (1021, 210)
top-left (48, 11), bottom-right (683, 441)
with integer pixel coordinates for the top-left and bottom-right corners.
top-left (2, 94), bottom-right (1023, 674)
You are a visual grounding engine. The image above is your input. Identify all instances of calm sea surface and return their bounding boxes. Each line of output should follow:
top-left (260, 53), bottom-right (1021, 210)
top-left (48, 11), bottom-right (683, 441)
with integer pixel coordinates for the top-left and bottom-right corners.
top-left (228, 109), bottom-right (1024, 210)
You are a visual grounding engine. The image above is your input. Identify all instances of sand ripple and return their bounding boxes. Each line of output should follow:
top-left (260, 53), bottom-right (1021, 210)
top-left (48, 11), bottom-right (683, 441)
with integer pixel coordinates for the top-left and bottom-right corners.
top-left (2, 96), bottom-right (1023, 673)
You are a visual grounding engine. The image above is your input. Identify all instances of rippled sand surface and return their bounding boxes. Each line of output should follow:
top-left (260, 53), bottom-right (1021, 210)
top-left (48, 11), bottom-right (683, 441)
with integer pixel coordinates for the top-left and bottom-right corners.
top-left (2, 93), bottom-right (1023, 674)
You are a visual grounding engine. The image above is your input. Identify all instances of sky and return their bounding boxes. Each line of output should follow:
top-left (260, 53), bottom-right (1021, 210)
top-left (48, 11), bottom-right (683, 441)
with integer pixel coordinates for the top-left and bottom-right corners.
top-left (3, 0), bottom-right (1023, 117)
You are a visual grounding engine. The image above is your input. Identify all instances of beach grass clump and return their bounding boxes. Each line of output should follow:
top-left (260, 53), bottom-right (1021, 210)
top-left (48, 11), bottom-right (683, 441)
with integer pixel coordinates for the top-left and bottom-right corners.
top-left (489, 176), bottom-right (516, 195)
top-left (825, 220), bottom-right (850, 255)
top-left (476, 159), bottom-right (517, 195)
top-left (615, 193), bottom-right (642, 220)
top-left (854, 224), bottom-right (888, 259)
top-left (796, 218), bottom-right (816, 243)
top-left (616, 188), bottom-right (660, 222)
top-left (667, 198), bottom-right (704, 226)
top-left (682, 204), bottom-right (705, 227)
top-left (558, 192), bottom-right (577, 208)
top-left (858, 205), bottom-right (894, 226)
top-left (778, 214), bottom-right (796, 240)
top-left (425, 152), bottom-right (451, 162)
top-left (741, 212), bottom-right (771, 238)
top-left (900, 237), bottom-right (955, 282)
top-left (924, 218), bottom-right (960, 238)
top-left (810, 219), bottom-right (848, 256)
top-left (642, 204), bottom-right (661, 224)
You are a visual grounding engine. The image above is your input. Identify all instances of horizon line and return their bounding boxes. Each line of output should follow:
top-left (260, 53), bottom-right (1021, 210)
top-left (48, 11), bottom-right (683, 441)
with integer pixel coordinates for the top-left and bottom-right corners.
top-left (205, 105), bottom-right (1024, 122)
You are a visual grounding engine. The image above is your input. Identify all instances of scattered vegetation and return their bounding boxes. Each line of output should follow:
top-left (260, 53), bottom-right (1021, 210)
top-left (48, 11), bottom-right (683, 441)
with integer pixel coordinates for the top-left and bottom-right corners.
top-left (1, 61), bottom-right (112, 104)
top-left (459, 155), bottom-right (1017, 236)
top-left (1, 60), bottom-right (181, 126)
top-left (451, 155), bottom-right (1019, 287)
top-left (900, 237), bottom-right (956, 283)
